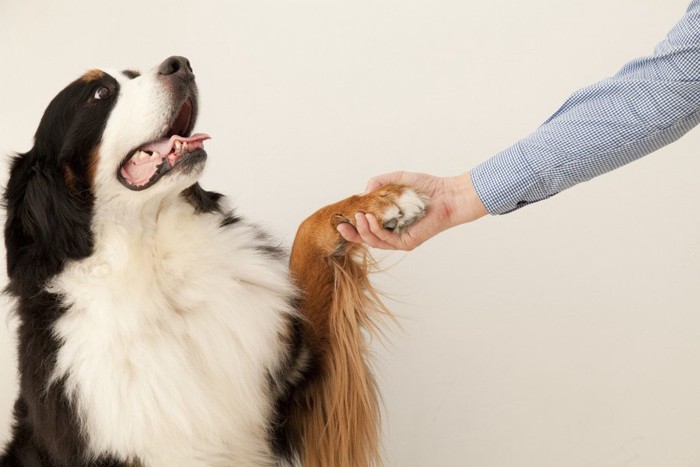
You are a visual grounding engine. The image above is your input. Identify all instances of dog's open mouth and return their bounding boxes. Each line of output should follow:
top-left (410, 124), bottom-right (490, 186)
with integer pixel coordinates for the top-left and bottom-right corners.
top-left (118, 99), bottom-right (210, 191)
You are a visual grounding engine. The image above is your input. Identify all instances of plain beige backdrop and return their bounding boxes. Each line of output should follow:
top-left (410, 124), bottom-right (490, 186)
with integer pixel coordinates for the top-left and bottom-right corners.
top-left (1, 0), bottom-right (699, 466)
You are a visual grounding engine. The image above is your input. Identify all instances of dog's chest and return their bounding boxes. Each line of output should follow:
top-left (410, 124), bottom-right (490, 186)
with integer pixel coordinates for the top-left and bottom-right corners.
top-left (48, 205), bottom-right (295, 466)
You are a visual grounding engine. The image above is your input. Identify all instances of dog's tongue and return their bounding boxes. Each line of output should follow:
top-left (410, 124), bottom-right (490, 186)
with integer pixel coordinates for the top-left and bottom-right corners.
top-left (139, 133), bottom-right (211, 155)
top-left (121, 133), bottom-right (211, 188)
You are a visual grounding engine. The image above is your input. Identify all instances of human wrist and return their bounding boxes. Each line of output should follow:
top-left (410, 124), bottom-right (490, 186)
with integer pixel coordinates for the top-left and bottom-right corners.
top-left (449, 172), bottom-right (488, 225)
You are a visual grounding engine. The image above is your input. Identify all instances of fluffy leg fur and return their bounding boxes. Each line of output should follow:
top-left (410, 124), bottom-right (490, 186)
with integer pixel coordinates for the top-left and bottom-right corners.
top-left (289, 184), bottom-right (426, 467)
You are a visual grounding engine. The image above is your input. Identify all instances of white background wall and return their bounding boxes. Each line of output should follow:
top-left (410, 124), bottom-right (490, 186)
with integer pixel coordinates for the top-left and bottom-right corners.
top-left (1, 1), bottom-right (699, 466)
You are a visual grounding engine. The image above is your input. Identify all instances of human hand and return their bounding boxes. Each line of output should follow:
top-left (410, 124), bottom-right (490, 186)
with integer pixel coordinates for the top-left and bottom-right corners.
top-left (337, 171), bottom-right (488, 250)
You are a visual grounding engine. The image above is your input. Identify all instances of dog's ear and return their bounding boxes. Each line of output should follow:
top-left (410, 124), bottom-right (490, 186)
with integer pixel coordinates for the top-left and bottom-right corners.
top-left (4, 150), bottom-right (94, 293)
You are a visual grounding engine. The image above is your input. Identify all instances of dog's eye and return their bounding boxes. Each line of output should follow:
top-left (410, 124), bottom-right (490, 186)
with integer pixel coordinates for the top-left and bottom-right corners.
top-left (94, 86), bottom-right (111, 100)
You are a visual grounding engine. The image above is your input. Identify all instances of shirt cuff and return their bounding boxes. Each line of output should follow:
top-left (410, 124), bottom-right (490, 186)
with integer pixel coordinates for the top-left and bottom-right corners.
top-left (470, 143), bottom-right (553, 215)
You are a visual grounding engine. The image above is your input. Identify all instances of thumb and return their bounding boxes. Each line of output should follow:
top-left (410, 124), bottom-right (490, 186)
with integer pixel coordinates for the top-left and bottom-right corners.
top-left (364, 171), bottom-right (406, 193)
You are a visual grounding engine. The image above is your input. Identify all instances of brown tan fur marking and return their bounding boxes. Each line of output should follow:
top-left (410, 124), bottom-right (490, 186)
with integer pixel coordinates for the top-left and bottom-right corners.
top-left (63, 166), bottom-right (76, 193)
top-left (87, 145), bottom-right (100, 187)
top-left (63, 146), bottom-right (100, 193)
top-left (81, 69), bottom-right (104, 82)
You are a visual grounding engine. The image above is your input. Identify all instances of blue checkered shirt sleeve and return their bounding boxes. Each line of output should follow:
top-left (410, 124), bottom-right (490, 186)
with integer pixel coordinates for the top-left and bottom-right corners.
top-left (470, 0), bottom-right (700, 214)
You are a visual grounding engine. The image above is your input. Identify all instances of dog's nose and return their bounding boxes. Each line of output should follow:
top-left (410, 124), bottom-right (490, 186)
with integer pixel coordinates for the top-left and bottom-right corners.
top-left (158, 56), bottom-right (194, 80)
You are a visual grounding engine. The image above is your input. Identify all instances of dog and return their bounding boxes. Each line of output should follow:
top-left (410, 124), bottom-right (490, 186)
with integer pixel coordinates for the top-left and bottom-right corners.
top-left (0, 56), bottom-right (427, 467)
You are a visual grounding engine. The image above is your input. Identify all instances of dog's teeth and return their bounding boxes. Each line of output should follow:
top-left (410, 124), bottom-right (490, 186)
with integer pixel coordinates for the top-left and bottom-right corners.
top-left (182, 142), bottom-right (189, 150)
top-left (152, 151), bottom-right (161, 158)
top-left (137, 151), bottom-right (148, 160)
top-left (174, 141), bottom-right (182, 150)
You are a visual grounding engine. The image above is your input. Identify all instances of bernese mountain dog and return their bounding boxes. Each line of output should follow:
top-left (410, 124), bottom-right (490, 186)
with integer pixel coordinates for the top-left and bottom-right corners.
top-left (0, 56), bottom-right (427, 467)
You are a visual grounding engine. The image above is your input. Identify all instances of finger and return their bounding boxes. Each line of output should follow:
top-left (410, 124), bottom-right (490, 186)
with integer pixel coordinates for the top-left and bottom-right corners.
top-left (367, 214), bottom-right (422, 251)
top-left (364, 180), bottom-right (382, 194)
top-left (336, 222), bottom-right (362, 243)
top-left (364, 213), bottom-right (412, 250)
top-left (355, 213), bottom-right (395, 249)
top-left (355, 213), bottom-right (397, 249)
top-left (364, 171), bottom-right (405, 194)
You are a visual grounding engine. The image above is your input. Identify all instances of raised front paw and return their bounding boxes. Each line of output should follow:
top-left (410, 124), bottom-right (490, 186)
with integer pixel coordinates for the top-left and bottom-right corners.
top-left (331, 184), bottom-right (428, 233)
top-left (293, 184), bottom-right (429, 258)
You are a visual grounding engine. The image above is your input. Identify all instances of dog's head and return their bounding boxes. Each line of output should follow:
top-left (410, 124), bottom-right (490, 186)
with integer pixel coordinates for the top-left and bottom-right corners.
top-left (4, 56), bottom-right (210, 294)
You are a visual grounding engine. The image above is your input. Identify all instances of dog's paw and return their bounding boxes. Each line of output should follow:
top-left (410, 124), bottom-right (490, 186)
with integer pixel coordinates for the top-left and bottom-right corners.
top-left (295, 184), bottom-right (429, 257)
top-left (377, 187), bottom-right (428, 234)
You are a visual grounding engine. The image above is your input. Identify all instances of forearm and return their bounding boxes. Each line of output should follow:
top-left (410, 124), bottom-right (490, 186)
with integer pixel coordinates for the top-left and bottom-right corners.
top-left (471, 0), bottom-right (700, 215)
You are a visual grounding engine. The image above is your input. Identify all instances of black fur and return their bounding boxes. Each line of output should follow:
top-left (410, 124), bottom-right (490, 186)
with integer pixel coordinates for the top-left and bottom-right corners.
top-left (267, 312), bottom-right (311, 459)
top-left (2, 294), bottom-right (126, 467)
top-left (180, 182), bottom-right (224, 214)
top-left (121, 70), bottom-right (140, 80)
top-left (181, 183), bottom-right (244, 227)
top-left (1, 73), bottom-right (132, 467)
top-left (4, 73), bottom-right (119, 296)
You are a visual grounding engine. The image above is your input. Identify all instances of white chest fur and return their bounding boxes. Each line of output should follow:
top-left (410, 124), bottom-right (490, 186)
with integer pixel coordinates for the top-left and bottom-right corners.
top-left (48, 197), bottom-right (296, 466)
